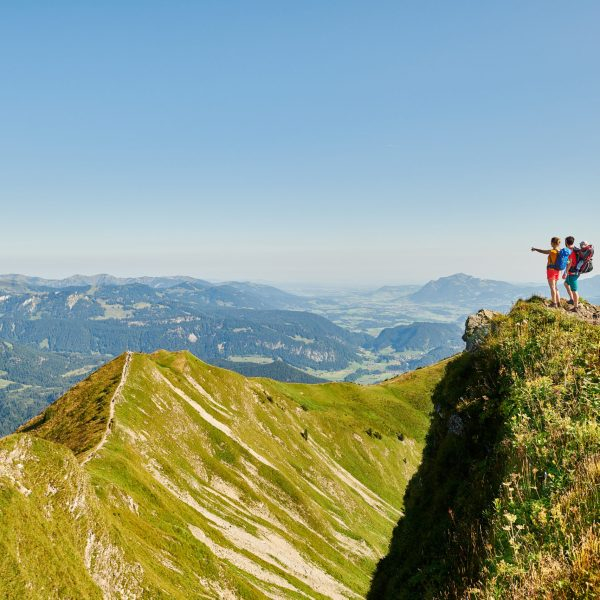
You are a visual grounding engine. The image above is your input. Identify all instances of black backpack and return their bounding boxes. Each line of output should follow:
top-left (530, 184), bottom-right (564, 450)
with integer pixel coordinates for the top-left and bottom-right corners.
top-left (572, 245), bottom-right (594, 274)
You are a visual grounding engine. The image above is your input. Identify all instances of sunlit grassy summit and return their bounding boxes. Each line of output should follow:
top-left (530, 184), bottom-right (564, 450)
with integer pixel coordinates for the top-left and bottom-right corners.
top-left (370, 298), bottom-right (600, 599)
top-left (1, 349), bottom-right (445, 598)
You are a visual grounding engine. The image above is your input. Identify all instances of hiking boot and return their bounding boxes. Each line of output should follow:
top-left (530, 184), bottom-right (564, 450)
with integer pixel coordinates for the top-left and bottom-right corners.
top-left (567, 299), bottom-right (574, 305)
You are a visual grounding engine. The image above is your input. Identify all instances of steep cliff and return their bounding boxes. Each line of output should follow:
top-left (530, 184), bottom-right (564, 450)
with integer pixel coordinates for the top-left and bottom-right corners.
top-left (369, 297), bottom-right (600, 599)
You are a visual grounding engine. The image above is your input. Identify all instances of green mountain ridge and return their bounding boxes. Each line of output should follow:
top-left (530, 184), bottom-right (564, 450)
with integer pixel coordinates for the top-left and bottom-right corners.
top-left (1, 349), bottom-right (447, 598)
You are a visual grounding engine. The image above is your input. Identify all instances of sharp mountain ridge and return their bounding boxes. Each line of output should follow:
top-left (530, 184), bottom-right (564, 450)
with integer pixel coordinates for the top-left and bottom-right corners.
top-left (2, 349), bottom-right (446, 599)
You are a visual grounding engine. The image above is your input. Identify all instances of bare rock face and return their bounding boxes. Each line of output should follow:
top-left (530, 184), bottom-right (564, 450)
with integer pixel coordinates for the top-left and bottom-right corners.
top-left (462, 309), bottom-right (500, 352)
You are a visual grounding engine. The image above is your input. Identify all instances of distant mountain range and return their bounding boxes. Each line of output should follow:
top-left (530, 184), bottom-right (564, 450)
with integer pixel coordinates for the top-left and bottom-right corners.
top-left (0, 287), bottom-right (362, 369)
top-left (407, 273), bottom-right (543, 310)
top-left (4, 271), bottom-right (591, 433)
top-left (0, 274), bottom-right (307, 310)
top-left (7, 271), bottom-right (591, 315)
top-left (0, 273), bottom-right (211, 290)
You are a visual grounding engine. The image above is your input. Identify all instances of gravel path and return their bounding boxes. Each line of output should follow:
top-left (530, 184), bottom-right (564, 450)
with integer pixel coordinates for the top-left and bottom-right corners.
top-left (82, 352), bottom-right (132, 465)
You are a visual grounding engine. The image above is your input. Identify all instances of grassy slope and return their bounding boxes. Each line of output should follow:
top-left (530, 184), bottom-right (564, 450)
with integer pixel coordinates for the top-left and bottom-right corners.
top-left (17, 354), bottom-right (126, 457)
top-left (0, 351), bottom-right (446, 599)
top-left (0, 435), bottom-right (142, 599)
top-left (369, 298), bottom-right (600, 599)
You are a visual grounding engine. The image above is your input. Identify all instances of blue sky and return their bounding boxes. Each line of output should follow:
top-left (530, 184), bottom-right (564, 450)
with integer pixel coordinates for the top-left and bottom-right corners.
top-left (1, 1), bottom-right (598, 285)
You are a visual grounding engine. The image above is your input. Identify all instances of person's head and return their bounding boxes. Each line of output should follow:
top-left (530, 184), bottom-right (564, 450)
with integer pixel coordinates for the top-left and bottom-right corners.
top-left (551, 237), bottom-right (561, 249)
top-left (565, 236), bottom-right (575, 248)
top-left (580, 240), bottom-right (589, 248)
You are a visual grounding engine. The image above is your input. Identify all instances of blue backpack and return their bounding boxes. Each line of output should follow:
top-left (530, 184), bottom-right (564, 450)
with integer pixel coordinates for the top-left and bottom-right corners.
top-left (555, 248), bottom-right (572, 271)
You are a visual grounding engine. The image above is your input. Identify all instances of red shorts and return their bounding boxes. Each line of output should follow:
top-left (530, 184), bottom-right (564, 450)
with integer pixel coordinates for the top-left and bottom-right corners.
top-left (546, 268), bottom-right (560, 281)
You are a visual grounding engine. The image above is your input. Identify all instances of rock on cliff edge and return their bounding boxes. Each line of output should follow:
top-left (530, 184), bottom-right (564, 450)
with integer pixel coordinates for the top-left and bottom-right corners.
top-left (462, 309), bottom-right (501, 352)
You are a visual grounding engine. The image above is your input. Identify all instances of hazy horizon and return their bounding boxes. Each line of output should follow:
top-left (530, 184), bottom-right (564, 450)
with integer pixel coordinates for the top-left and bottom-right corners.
top-left (0, 270), bottom-right (548, 291)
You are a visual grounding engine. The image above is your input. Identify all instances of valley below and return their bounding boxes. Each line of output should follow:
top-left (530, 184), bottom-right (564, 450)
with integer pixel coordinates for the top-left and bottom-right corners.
top-left (0, 272), bottom-right (570, 435)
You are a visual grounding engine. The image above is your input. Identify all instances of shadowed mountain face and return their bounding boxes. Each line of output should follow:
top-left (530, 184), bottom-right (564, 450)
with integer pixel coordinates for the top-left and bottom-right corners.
top-left (368, 299), bottom-right (600, 599)
top-left (371, 322), bottom-right (464, 353)
top-left (2, 351), bottom-right (447, 599)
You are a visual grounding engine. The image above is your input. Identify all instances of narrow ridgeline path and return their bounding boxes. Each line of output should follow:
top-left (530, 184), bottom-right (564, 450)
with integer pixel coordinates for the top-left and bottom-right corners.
top-left (82, 351), bottom-right (132, 465)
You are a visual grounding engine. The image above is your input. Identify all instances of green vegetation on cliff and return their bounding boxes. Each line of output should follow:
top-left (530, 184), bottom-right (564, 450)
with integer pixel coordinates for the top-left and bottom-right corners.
top-left (369, 298), bottom-right (600, 599)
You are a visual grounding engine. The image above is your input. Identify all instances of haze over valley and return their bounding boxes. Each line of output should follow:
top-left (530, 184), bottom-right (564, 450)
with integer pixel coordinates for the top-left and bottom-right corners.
top-left (3, 270), bottom-right (595, 436)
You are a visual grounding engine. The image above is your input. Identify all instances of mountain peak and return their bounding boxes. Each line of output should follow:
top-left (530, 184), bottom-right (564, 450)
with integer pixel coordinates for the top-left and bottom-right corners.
top-left (409, 273), bottom-right (541, 311)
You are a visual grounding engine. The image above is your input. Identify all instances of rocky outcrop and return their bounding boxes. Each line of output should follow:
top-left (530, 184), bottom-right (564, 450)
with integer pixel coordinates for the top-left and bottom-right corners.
top-left (565, 300), bottom-right (600, 325)
top-left (462, 309), bottom-right (500, 352)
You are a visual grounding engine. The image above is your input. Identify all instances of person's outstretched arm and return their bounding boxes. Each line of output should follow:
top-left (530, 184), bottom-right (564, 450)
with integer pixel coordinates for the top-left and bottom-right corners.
top-left (531, 247), bottom-right (551, 255)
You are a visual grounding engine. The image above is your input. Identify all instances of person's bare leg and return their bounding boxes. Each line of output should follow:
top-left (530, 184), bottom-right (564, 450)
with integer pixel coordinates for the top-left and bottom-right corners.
top-left (573, 290), bottom-right (579, 309)
top-left (551, 280), bottom-right (560, 306)
top-left (564, 280), bottom-right (574, 302)
top-left (548, 279), bottom-right (555, 305)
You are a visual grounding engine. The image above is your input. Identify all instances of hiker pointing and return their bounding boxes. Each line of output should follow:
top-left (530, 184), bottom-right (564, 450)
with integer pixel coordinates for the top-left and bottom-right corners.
top-left (531, 237), bottom-right (571, 308)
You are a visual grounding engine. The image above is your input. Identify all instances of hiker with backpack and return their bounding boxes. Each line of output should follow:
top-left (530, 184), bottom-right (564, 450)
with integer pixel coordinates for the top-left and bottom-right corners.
top-left (531, 237), bottom-right (570, 308)
top-left (561, 236), bottom-right (576, 305)
top-left (564, 240), bottom-right (594, 311)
